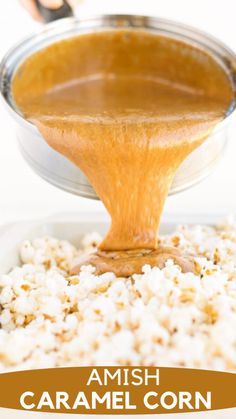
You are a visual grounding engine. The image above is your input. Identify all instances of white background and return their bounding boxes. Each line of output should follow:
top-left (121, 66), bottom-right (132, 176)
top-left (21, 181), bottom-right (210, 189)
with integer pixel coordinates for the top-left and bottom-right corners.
top-left (0, 0), bottom-right (236, 224)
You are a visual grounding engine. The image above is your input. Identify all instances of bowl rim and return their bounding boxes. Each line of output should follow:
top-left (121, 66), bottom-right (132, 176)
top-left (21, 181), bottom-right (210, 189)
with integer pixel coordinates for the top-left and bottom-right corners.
top-left (0, 13), bottom-right (236, 134)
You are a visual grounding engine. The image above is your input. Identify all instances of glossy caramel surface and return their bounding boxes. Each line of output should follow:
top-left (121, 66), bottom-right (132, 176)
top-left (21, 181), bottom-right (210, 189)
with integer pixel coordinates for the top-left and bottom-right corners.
top-left (13, 30), bottom-right (233, 275)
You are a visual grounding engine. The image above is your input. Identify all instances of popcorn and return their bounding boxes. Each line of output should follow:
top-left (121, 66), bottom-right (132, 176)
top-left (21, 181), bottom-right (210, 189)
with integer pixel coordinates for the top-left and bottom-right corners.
top-left (13, 296), bottom-right (36, 316)
top-left (0, 286), bottom-right (14, 305)
top-left (0, 222), bottom-right (236, 372)
top-left (0, 309), bottom-right (12, 326)
top-left (81, 232), bottom-right (102, 250)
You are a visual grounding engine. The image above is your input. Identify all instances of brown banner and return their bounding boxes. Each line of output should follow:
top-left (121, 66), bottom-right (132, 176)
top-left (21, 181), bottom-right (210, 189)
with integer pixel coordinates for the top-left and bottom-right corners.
top-left (0, 367), bottom-right (235, 414)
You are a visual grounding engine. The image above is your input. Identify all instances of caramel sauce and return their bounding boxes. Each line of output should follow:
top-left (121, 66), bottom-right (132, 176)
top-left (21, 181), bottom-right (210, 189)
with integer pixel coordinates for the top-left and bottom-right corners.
top-left (12, 30), bottom-right (233, 276)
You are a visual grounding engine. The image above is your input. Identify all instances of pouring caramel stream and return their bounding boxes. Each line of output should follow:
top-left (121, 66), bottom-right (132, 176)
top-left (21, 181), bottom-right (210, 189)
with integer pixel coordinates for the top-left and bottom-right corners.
top-left (12, 30), bottom-right (233, 275)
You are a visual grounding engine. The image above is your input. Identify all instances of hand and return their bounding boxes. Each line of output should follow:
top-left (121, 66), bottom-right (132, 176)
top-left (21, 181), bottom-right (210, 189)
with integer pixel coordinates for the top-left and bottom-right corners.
top-left (20, 0), bottom-right (76, 21)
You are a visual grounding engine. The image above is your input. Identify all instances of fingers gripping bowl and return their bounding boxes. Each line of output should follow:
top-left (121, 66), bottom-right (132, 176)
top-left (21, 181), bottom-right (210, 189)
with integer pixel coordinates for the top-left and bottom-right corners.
top-left (0, 15), bottom-right (236, 199)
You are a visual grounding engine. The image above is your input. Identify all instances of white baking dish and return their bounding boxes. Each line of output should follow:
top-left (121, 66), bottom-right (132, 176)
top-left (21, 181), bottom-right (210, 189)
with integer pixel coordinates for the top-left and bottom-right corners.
top-left (0, 212), bottom-right (225, 275)
top-left (0, 213), bottom-right (235, 419)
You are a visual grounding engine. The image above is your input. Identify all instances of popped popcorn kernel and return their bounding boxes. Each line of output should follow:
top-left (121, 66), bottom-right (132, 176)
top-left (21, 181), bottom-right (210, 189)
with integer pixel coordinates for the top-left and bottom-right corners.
top-left (0, 219), bottom-right (236, 372)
